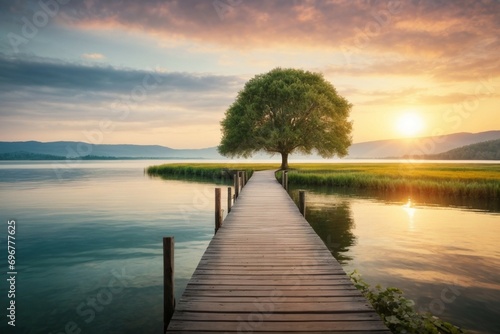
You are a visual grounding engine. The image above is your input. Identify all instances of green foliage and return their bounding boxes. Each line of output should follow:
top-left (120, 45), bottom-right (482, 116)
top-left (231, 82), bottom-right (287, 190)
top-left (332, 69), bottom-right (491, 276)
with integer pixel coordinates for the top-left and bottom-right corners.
top-left (349, 271), bottom-right (467, 334)
top-left (218, 68), bottom-right (353, 169)
top-left (146, 163), bottom-right (256, 181)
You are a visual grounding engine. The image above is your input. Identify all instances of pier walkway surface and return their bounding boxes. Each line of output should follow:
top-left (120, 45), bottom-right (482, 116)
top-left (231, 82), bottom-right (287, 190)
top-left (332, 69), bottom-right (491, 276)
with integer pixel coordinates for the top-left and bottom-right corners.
top-left (167, 170), bottom-right (390, 333)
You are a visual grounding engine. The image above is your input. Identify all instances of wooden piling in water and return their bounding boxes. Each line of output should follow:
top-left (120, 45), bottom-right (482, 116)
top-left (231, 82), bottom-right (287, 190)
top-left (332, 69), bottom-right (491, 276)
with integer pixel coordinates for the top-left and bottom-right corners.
top-left (234, 173), bottom-right (240, 199)
top-left (163, 236), bottom-right (175, 332)
top-left (215, 188), bottom-right (222, 233)
top-left (299, 190), bottom-right (306, 217)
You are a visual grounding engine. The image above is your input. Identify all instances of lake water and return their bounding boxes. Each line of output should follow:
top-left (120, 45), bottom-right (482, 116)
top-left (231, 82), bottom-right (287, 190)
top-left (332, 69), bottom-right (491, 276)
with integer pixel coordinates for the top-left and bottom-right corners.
top-left (0, 160), bottom-right (499, 334)
top-left (0, 160), bottom-right (231, 334)
top-left (287, 185), bottom-right (500, 334)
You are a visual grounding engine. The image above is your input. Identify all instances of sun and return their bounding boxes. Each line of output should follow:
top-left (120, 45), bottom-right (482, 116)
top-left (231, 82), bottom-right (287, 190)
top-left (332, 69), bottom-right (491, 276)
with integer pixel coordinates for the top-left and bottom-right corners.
top-left (396, 112), bottom-right (424, 137)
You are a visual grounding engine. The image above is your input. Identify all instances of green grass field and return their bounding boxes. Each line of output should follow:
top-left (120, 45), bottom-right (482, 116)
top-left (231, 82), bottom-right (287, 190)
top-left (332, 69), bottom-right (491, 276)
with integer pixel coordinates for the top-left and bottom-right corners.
top-left (147, 162), bottom-right (500, 199)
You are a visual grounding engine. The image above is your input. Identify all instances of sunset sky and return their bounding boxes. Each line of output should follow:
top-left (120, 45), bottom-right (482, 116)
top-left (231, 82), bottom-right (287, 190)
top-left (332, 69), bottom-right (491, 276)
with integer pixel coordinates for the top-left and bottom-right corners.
top-left (0, 0), bottom-right (499, 149)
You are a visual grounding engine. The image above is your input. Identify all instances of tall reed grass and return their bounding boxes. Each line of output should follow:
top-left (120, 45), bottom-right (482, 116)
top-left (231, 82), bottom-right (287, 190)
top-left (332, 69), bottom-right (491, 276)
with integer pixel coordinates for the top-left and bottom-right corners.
top-left (284, 170), bottom-right (500, 199)
top-left (146, 163), bottom-right (257, 181)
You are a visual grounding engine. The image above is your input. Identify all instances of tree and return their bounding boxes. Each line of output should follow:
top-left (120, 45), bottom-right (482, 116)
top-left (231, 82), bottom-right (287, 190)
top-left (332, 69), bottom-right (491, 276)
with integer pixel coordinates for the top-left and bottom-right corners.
top-left (218, 67), bottom-right (353, 170)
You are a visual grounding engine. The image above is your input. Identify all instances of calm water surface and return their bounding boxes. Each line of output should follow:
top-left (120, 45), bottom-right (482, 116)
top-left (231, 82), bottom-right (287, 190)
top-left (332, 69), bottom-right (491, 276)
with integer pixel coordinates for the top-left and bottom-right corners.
top-left (1, 161), bottom-right (498, 333)
top-left (288, 185), bottom-right (500, 334)
top-left (0, 161), bottom-right (230, 334)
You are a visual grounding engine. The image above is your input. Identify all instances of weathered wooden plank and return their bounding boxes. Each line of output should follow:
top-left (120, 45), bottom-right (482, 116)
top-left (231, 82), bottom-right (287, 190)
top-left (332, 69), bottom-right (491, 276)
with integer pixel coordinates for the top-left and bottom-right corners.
top-left (191, 269), bottom-right (346, 275)
top-left (181, 289), bottom-right (361, 297)
top-left (177, 296), bottom-right (368, 303)
top-left (186, 278), bottom-right (353, 286)
top-left (190, 274), bottom-right (348, 281)
top-left (182, 284), bottom-right (358, 292)
top-left (171, 311), bottom-right (380, 322)
top-left (174, 301), bottom-right (374, 313)
top-left (168, 320), bottom-right (390, 332)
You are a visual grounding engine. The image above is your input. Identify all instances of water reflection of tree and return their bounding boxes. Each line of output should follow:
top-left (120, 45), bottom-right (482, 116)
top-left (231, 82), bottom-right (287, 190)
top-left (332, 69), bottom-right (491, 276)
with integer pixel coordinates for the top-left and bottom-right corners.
top-left (306, 201), bottom-right (356, 265)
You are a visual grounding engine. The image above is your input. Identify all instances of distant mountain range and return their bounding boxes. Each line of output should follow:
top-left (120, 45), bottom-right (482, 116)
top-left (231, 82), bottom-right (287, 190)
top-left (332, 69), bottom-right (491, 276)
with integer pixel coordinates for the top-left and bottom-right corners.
top-left (407, 139), bottom-right (500, 160)
top-left (0, 130), bottom-right (499, 160)
top-left (0, 141), bottom-right (221, 160)
top-left (346, 130), bottom-right (500, 159)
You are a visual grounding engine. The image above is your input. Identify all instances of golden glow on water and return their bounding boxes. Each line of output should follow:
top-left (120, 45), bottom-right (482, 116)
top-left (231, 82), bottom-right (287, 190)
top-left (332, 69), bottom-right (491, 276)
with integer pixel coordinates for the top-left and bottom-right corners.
top-left (403, 198), bottom-right (416, 231)
top-left (304, 189), bottom-right (500, 333)
top-left (386, 269), bottom-right (500, 291)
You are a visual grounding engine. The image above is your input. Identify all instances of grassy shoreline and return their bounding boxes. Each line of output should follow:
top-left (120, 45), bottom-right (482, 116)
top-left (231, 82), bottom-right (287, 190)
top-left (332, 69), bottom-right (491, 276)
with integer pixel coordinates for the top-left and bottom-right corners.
top-left (146, 162), bottom-right (500, 199)
top-left (146, 163), bottom-right (275, 180)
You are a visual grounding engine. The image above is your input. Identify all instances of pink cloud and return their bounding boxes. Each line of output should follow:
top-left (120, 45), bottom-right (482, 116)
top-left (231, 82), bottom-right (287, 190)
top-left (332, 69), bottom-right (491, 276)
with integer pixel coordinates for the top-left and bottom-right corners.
top-left (7, 0), bottom-right (498, 82)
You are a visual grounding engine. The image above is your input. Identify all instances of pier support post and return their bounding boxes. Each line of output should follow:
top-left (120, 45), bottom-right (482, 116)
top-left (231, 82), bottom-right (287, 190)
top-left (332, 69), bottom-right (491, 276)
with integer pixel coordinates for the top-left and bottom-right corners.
top-left (299, 190), bottom-right (306, 217)
top-left (215, 188), bottom-right (222, 233)
top-left (163, 236), bottom-right (175, 332)
top-left (227, 187), bottom-right (232, 213)
top-left (284, 171), bottom-right (289, 191)
top-left (234, 173), bottom-right (240, 199)
top-left (238, 171), bottom-right (243, 190)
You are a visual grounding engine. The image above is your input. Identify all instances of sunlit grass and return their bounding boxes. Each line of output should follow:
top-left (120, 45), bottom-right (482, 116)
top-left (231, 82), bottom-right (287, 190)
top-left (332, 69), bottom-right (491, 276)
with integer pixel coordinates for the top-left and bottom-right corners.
top-left (288, 162), bottom-right (500, 180)
top-left (147, 162), bottom-right (500, 199)
top-left (284, 163), bottom-right (500, 199)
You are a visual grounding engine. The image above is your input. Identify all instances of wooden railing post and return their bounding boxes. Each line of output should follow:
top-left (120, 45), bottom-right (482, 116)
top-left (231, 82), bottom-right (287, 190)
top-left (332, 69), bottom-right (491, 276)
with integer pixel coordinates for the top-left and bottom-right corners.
top-left (234, 173), bottom-right (240, 199)
top-left (215, 188), bottom-right (222, 233)
top-left (227, 187), bottom-right (232, 213)
top-left (163, 236), bottom-right (175, 332)
top-left (284, 171), bottom-right (288, 191)
top-left (299, 190), bottom-right (306, 217)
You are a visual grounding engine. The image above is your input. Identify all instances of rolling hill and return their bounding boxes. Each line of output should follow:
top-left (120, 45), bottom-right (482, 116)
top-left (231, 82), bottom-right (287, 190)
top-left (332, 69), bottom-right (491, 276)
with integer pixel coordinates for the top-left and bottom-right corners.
top-left (346, 130), bottom-right (500, 158)
top-left (1, 130), bottom-right (499, 160)
top-left (408, 139), bottom-right (500, 160)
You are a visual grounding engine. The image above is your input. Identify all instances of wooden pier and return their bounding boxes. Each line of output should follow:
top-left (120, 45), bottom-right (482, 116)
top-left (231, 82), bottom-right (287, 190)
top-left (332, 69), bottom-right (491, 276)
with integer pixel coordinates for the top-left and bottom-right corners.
top-left (166, 170), bottom-right (390, 333)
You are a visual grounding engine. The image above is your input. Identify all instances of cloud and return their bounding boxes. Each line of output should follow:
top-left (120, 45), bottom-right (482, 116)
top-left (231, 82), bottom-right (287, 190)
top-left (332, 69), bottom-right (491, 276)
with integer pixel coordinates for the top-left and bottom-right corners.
top-left (350, 87), bottom-right (427, 106)
top-left (2, 1), bottom-right (498, 82)
top-left (9, 0), bottom-right (489, 84)
top-left (82, 53), bottom-right (105, 60)
top-left (45, 0), bottom-right (498, 52)
top-left (0, 54), bottom-right (245, 94)
top-left (324, 48), bottom-right (500, 82)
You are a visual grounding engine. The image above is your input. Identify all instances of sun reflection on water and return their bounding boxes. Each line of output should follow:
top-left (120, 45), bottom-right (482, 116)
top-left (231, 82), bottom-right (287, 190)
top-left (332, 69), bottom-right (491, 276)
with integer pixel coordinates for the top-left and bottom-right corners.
top-left (403, 198), bottom-right (416, 230)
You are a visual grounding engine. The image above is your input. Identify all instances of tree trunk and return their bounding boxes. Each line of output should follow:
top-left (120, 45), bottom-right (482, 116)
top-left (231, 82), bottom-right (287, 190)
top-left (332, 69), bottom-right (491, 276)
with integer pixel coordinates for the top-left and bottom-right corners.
top-left (280, 152), bottom-right (289, 170)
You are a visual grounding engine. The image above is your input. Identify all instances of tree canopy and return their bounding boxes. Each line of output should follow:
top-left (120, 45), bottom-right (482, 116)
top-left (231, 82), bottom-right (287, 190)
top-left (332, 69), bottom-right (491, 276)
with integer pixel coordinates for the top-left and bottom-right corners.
top-left (218, 68), bottom-right (353, 169)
